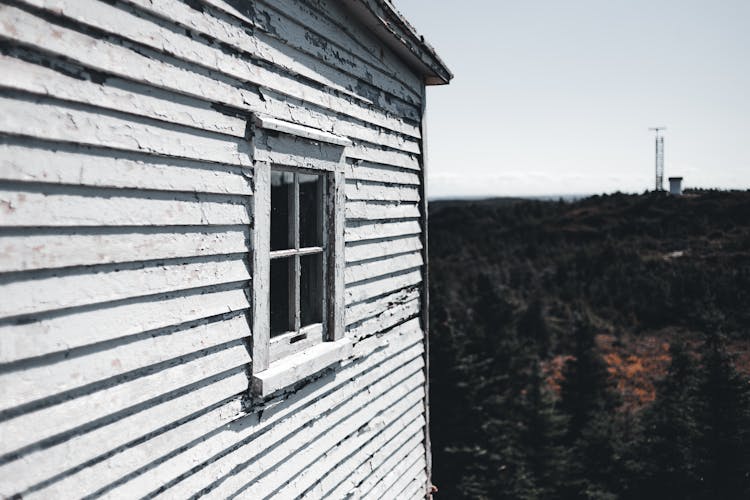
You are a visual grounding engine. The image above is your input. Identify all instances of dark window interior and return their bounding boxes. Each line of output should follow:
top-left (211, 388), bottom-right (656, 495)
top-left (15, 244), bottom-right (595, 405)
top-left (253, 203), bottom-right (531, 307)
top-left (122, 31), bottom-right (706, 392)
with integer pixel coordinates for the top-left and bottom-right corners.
top-left (269, 169), bottom-right (326, 338)
top-left (269, 257), bottom-right (291, 336)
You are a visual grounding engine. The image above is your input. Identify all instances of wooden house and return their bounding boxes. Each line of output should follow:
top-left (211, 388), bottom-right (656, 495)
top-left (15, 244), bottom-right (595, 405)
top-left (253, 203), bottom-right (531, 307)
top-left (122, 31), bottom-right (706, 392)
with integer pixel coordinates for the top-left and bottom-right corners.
top-left (0, 0), bottom-right (451, 497)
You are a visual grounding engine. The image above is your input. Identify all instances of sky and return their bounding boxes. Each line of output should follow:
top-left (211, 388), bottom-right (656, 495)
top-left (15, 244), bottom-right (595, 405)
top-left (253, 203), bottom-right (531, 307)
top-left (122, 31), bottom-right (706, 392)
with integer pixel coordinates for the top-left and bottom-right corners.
top-left (394, 0), bottom-right (750, 198)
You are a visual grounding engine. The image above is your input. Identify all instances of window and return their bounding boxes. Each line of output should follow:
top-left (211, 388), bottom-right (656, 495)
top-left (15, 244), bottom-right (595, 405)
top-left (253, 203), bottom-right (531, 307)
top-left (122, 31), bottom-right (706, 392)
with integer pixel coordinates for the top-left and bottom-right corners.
top-left (249, 115), bottom-right (351, 397)
top-left (269, 169), bottom-right (325, 358)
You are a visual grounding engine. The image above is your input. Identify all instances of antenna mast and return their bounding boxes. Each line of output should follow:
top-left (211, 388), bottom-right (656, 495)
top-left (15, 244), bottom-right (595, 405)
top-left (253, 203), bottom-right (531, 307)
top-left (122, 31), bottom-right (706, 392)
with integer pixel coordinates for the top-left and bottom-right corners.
top-left (649, 127), bottom-right (666, 191)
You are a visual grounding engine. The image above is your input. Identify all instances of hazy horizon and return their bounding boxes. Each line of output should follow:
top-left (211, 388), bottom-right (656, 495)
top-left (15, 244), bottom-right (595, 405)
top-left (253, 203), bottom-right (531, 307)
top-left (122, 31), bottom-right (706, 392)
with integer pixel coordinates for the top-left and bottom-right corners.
top-left (395, 0), bottom-right (750, 198)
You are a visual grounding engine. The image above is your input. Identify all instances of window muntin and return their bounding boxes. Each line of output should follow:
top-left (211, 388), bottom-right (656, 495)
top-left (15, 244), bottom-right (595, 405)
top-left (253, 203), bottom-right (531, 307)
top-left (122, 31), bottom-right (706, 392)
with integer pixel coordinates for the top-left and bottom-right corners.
top-left (269, 168), bottom-right (326, 351)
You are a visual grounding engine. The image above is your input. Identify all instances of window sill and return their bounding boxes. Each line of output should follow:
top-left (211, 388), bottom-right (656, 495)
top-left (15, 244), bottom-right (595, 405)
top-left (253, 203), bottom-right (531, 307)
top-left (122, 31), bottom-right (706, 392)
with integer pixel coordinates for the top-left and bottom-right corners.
top-left (251, 338), bottom-right (353, 397)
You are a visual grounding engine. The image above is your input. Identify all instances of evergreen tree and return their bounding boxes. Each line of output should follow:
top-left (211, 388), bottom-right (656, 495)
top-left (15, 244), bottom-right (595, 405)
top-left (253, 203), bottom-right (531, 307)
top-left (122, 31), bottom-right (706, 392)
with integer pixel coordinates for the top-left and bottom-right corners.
top-left (693, 334), bottom-right (750, 499)
top-left (558, 317), bottom-right (621, 499)
top-left (635, 340), bottom-right (701, 500)
top-left (518, 297), bottom-right (551, 357)
top-left (519, 359), bottom-right (568, 498)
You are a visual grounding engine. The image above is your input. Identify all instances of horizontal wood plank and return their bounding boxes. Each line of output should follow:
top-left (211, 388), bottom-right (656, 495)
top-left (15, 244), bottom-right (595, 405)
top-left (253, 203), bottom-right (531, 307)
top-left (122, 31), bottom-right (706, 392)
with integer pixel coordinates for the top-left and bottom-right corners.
top-left (249, 0), bottom-right (421, 93)
top-left (0, 314), bottom-right (250, 413)
top-left (208, 365), bottom-right (425, 498)
top-left (0, 141), bottom-right (253, 195)
top-left (346, 180), bottom-right (421, 202)
top-left (0, 255), bottom-right (250, 318)
top-left (346, 268), bottom-right (422, 306)
top-left (308, 408), bottom-right (425, 498)
top-left (2, 373), bottom-right (247, 497)
top-left (0, 227), bottom-right (249, 273)
top-left (345, 252), bottom-right (423, 285)
top-left (0, 54), bottom-right (246, 138)
top-left (104, 333), bottom-right (423, 497)
top-left (327, 420), bottom-right (424, 498)
top-left (346, 219), bottom-right (422, 242)
top-left (346, 287), bottom-right (420, 326)
top-left (345, 162), bottom-right (421, 185)
top-left (347, 299), bottom-right (422, 341)
top-left (0, 341), bottom-right (251, 458)
top-left (259, 390), bottom-right (425, 498)
top-left (0, 188), bottom-right (250, 227)
top-left (345, 235), bottom-right (423, 263)
top-left (12, 0), bottom-right (420, 138)
top-left (346, 202), bottom-right (420, 221)
top-left (119, 0), bottom-right (421, 117)
top-left (0, 285), bottom-right (250, 363)
top-left (0, 94), bottom-right (252, 166)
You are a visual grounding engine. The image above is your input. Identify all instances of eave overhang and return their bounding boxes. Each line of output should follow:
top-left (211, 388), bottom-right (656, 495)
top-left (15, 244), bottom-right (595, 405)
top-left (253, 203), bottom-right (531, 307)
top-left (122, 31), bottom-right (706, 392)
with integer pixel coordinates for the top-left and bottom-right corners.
top-left (341, 0), bottom-right (453, 86)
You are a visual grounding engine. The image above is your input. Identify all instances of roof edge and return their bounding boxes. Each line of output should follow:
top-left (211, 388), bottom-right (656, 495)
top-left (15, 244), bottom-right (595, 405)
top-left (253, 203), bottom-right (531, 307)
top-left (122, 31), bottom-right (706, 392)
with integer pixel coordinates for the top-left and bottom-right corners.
top-left (340, 0), bottom-right (453, 86)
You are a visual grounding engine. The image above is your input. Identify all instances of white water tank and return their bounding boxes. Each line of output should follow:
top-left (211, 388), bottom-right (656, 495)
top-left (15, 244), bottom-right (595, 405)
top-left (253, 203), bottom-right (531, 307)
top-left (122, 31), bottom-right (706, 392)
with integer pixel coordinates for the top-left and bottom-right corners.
top-left (669, 177), bottom-right (683, 196)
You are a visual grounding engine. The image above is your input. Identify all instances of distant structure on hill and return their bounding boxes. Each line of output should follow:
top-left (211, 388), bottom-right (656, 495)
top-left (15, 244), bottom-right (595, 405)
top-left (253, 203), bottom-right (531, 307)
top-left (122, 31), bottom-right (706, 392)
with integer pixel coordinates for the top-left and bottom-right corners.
top-left (669, 177), bottom-right (684, 196)
top-left (649, 127), bottom-right (666, 191)
top-left (0, 1), bottom-right (451, 497)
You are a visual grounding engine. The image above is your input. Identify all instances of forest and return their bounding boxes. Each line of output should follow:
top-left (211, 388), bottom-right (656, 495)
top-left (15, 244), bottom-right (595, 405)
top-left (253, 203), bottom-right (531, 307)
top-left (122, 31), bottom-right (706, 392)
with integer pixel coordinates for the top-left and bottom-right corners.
top-left (428, 190), bottom-right (750, 499)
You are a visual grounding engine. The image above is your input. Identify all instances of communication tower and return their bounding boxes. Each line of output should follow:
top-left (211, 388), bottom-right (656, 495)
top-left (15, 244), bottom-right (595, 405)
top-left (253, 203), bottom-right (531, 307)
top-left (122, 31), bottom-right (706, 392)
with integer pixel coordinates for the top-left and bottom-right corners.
top-left (649, 127), bottom-right (666, 191)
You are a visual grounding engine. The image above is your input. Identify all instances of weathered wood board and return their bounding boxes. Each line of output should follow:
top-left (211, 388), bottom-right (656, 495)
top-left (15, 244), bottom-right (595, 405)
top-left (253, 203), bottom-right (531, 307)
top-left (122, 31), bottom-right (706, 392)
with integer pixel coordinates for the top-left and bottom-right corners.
top-left (0, 0), bottom-right (448, 496)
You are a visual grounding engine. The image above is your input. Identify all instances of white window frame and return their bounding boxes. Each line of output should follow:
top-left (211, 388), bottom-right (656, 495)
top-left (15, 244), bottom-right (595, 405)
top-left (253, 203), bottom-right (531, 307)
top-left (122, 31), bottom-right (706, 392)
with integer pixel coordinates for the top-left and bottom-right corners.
top-left (250, 115), bottom-right (351, 397)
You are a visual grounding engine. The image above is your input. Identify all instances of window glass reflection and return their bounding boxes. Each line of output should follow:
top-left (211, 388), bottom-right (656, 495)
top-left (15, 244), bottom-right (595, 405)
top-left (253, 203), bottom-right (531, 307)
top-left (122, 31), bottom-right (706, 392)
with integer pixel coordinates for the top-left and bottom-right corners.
top-left (300, 253), bottom-right (323, 327)
top-left (270, 257), bottom-right (291, 336)
top-left (299, 173), bottom-right (323, 248)
top-left (270, 171), bottom-right (293, 251)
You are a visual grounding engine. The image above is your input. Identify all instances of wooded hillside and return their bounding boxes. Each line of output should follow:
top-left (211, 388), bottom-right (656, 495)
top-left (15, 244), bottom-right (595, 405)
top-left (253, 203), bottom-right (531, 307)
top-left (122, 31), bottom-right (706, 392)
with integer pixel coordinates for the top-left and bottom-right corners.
top-left (429, 190), bottom-right (750, 499)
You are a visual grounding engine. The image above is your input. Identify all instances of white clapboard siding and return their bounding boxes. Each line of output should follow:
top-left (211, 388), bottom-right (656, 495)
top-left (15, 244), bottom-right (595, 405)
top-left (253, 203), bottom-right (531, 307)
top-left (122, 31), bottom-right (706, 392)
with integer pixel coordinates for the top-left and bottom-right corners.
top-left (249, 388), bottom-right (425, 498)
top-left (0, 285), bottom-right (250, 363)
top-left (249, 0), bottom-right (422, 93)
top-left (346, 201), bottom-right (420, 220)
top-left (116, 0), bottom-right (421, 120)
top-left (0, 6), bottom-right (259, 126)
top-left (305, 408), bottom-right (425, 498)
top-left (360, 441), bottom-right (425, 499)
top-left (0, 95), bottom-right (252, 166)
top-left (103, 329), bottom-right (424, 498)
top-left (0, 3), bottom-right (422, 151)
top-left (198, 365), bottom-right (425, 498)
top-left (13, 0), bottom-right (421, 138)
top-left (375, 452), bottom-right (427, 500)
top-left (0, 227), bottom-right (249, 274)
top-left (353, 430), bottom-right (424, 495)
top-left (346, 144), bottom-right (421, 171)
top-left (0, 189), bottom-right (250, 227)
top-left (0, 255), bottom-right (250, 318)
top-left (0, 54), bottom-right (247, 138)
top-left (223, 0), bottom-right (422, 103)
top-left (345, 252), bottom-right (423, 285)
top-left (348, 299), bottom-right (422, 342)
top-left (346, 180), bottom-right (421, 202)
top-left (346, 287), bottom-right (420, 326)
top-left (345, 235), bottom-right (423, 263)
top-left (287, 401), bottom-right (425, 498)
top-left (326, 421), bottom-right (425, 498)
top-left (0, 142), bottom-right (253, 195)
top-left (346, 162), bottom-right (421, 185)
top-left (0, 313), bottom-right (250, 412)
top-left (0, 371), bottom-right (247, 495)
top-left (0, 0), bottom-right (433, 495)
top-left (0, 341), bottom-right (251, 458)
top-left (346, 219), bottom-right (422, 242)
top-left (346, 268), bottom-right (423, 306)
top-left (402, 472), bottom-right (430, 500)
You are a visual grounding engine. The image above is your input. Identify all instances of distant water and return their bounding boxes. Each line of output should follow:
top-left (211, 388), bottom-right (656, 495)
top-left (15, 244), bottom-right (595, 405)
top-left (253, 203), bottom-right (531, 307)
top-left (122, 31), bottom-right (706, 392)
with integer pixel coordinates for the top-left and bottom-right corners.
top-left (429, 194), bottom-right (593, 203)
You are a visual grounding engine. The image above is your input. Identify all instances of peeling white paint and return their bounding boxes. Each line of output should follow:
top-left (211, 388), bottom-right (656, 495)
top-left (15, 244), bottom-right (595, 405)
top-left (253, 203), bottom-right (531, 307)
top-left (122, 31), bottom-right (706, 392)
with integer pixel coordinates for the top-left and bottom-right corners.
top-left (0, 0), bottom-right (432, 496)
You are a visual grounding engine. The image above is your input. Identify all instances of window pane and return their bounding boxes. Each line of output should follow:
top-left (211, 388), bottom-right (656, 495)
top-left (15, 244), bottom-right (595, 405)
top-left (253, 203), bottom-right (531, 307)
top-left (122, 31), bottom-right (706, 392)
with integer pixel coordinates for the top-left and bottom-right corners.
top-left (270, 257), bottom-right (292, 336)
top-left (299, 173), bottom-right (323, 248)
top-left (300, 253), bottom-right (323, 327)
top-left (270, 170), bottom-right (293, 251)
